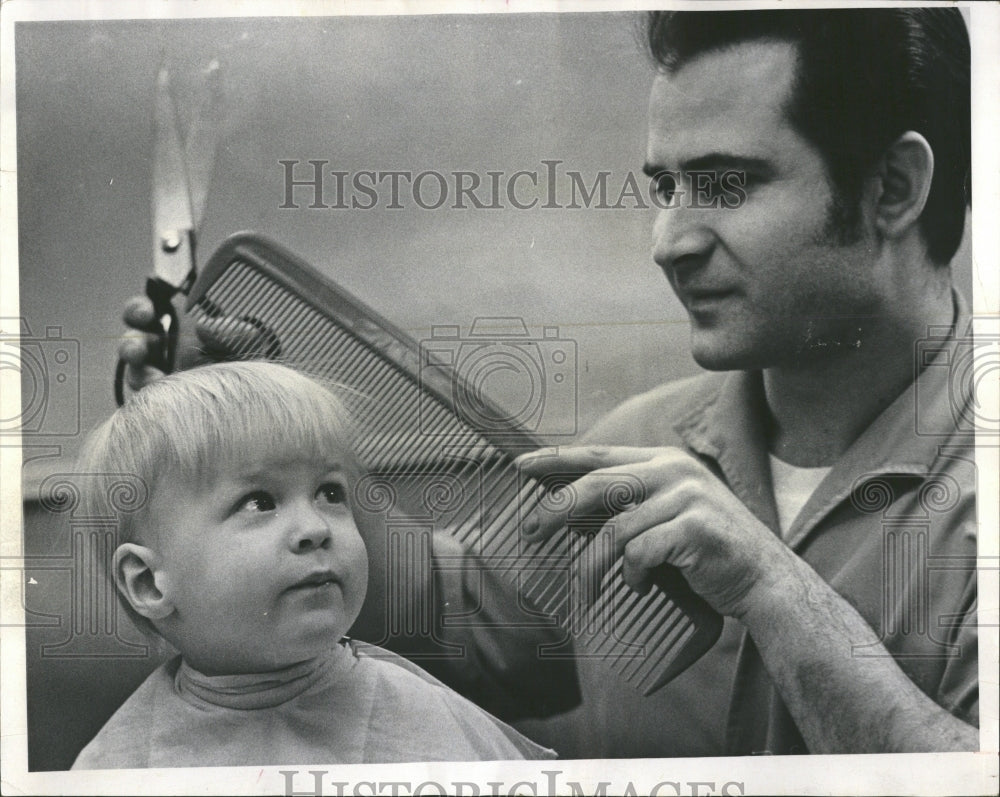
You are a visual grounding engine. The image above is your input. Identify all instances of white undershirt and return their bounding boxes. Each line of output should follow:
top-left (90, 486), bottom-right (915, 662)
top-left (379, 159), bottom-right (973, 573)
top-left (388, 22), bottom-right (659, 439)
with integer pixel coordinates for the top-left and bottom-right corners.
top-left (768, 454), bottom-right (832, 537)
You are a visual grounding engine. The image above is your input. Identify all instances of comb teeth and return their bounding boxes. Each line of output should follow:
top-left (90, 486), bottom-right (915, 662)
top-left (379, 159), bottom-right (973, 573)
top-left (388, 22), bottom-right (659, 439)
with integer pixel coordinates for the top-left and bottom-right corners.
top-left (188, 234), bottom-right (722, 694)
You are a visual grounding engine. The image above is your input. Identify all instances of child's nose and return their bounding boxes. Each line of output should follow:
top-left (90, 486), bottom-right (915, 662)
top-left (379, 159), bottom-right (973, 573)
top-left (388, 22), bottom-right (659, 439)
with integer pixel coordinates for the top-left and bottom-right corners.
top-left (288, 506), bottom-right (333, 552)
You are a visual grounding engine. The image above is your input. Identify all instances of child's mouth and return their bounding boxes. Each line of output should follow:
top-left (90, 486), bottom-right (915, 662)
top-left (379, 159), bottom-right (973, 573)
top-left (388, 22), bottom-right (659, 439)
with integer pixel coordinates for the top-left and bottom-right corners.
top-left (286, 571), bottom-right (339, 592)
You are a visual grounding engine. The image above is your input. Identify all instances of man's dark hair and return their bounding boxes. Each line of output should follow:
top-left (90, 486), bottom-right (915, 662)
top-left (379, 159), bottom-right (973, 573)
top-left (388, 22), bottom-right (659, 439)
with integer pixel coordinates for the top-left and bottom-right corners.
top-left (646, 9), bottom-right (970, 265)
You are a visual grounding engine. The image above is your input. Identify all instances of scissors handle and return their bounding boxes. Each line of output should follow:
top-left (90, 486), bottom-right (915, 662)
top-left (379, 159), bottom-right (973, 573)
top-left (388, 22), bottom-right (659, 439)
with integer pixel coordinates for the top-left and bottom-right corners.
top-left (113, 277), bottom-right (180, 406)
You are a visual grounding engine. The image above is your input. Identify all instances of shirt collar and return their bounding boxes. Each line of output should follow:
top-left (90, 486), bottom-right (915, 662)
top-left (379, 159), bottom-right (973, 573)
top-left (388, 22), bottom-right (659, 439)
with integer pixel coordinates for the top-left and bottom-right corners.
top-left (673, 369), bottom-right (781, 533)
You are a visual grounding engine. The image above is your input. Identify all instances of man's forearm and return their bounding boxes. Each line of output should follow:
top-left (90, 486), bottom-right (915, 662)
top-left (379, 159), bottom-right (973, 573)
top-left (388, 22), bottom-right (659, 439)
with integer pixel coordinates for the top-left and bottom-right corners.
top-left (739, 547), bottom-right (978, 753)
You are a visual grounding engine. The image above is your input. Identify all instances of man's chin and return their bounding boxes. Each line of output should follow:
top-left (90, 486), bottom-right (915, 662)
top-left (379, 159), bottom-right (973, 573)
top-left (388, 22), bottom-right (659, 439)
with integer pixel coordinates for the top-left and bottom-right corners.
top-left (689, 336), bottom-right (760, 372)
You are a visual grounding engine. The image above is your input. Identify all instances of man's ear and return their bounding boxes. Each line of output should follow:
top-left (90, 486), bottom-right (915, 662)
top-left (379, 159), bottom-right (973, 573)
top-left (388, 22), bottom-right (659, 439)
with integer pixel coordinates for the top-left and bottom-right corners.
top-left (873, 131), bottom-right (934, 240)
top-left (113, 543), bottom-right (175, 621)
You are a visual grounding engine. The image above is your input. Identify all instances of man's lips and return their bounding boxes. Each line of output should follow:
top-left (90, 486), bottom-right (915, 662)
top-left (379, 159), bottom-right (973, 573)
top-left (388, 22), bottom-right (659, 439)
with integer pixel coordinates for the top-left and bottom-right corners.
top-left (679, 287), bottom-right (739, 307)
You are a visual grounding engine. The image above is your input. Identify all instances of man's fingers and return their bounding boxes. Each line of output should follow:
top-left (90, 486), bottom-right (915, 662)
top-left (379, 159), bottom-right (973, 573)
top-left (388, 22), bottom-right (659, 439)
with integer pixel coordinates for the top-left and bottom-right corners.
top-left (522, 464), bottom-right (637, 542)
top-left (522, 459), bottom-right (675, 543)
top-left (119, 297), bottom-right (280, 389)
top-left (516, 445), bottom-right (674, 476)
top-left (621, 525), bottom-right (676, 594)
top-left (122, 295), bottom-right (160, 332)
top-left (195, 315), bottom-right (267, 358)
top-left (119, 307), bottom-right (166, 394)
top-left (579, 501), bottom-right (676, 595)
top-left (125, 362), bottom-right (165, 392)
top-left (119, 333), bottom-right (158, 366)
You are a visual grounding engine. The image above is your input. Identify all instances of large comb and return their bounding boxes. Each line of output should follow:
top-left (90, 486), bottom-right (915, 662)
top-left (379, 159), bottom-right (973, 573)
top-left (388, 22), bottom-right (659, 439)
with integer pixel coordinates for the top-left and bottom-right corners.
top-left (186, 232), bottom-right (722, 694)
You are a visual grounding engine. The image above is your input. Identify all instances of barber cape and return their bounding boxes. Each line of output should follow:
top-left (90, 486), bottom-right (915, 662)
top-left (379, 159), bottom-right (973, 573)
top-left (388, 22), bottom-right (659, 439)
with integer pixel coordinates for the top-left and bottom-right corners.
top-left (72, 639), bottom-right (555, 769)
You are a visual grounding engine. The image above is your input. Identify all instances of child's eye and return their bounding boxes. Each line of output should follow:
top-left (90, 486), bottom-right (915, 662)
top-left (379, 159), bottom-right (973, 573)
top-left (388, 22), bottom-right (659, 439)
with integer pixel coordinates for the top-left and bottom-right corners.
top-left (237, 491), bottom-right (277, 513)
top-left (316, 482), bottom-right (347, 506)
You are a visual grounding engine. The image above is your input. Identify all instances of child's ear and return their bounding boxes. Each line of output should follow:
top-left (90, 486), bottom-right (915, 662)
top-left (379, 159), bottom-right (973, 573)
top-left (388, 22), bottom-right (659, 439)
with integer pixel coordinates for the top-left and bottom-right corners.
top-left (113, 543), bottom-right (175, 621)
top-left (872, 131), bottom-right (934, 241)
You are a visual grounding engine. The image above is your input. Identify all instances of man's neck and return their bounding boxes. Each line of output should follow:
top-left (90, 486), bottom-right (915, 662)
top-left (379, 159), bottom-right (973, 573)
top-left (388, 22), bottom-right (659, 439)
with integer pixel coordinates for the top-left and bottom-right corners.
top-left (763, 282), bottom-right (955, 468)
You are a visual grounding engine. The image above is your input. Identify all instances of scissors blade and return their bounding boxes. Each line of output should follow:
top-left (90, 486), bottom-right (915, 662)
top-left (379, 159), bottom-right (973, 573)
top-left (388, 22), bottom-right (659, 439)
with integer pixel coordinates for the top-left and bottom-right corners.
top-left (183, 59), bottom-right (223, 229)
top-left (151, 66), bottom-right (196, 292)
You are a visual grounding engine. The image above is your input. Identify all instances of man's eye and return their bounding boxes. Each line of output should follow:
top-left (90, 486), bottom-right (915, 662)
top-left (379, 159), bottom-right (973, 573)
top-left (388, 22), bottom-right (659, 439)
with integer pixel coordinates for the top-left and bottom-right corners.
top-left (690, 172), bottom-right (724, 200)
top-left (238, 491), bottom-right (276, 513)
top-left (653, 171), bottom-right (677, 204)
top-left (317, 482), bottom-right (347, 505)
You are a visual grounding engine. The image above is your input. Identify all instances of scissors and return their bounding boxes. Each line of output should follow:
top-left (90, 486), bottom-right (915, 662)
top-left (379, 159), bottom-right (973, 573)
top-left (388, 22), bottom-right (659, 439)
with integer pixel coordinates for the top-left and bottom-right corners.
top-left (114, 59), bottom-right (223, 405)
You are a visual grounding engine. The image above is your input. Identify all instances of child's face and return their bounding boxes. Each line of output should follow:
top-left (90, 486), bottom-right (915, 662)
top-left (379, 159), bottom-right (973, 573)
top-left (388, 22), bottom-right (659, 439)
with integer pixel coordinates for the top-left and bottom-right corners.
top-left (145, 450), bottom-right (368, 674)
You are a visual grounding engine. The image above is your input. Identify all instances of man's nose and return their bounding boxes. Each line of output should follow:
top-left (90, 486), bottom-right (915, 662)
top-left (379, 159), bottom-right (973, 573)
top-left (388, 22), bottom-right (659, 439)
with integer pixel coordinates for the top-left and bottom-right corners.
top-left (651, 204), bottom-right (715, 274)
top-left (288, 503), bottom-right (333, 552)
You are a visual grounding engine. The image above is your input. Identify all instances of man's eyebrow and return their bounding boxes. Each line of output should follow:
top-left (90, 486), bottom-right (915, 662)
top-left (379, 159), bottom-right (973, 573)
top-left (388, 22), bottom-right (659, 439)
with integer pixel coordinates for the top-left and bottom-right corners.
top-left (643, 154), bottom-right (773, 177)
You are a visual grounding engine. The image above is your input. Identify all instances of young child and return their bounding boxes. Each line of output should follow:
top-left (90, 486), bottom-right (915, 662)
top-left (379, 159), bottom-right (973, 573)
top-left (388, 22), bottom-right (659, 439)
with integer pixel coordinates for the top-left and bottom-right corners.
top-left (71, 361), bottom-right (554, 769)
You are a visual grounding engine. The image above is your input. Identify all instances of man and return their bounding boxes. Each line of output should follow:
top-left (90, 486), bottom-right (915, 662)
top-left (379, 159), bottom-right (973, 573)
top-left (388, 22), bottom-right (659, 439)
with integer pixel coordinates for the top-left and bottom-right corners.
top-left (120, 8), bottom-right (978, 756)
top-left (516, 8), bottom-right (978, 756)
